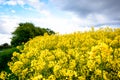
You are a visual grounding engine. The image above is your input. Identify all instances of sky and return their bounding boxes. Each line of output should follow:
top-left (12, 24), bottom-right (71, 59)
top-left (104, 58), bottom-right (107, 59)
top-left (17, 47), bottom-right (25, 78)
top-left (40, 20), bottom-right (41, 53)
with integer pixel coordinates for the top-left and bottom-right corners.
top-left (0, 0), bottom-right (120, 45)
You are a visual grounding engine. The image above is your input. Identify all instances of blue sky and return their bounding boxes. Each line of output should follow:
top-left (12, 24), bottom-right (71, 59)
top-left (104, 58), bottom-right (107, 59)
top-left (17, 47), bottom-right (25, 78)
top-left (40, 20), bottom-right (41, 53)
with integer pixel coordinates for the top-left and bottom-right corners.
top-left (0, 0), bottom-right (120, 45)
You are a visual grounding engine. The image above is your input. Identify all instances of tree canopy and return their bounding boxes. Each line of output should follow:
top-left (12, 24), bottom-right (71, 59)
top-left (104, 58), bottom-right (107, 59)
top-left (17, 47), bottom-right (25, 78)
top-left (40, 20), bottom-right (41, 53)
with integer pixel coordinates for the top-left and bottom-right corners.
top-left (11, 22), bottom-right (55, 46)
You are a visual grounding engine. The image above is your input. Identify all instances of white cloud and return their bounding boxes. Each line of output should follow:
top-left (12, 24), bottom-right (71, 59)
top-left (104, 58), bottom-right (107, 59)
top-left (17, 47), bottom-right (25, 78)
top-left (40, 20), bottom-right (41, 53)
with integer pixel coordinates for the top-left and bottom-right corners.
top-left (17, 0), bottom-right (25, 6)
top-left (4, 0), bottom-right (17, 6)
top-left (24, 0), bottom-right (45, 10)
top-left (23, 12), bottom-right (94, 34)
top-left (40, 10), bottom-right (52, 17)
top-left (11, 10), bottom-right (16, 13)
top-left (0, 15), bottom-right (21, 45)
top-left (23, 6), bottom-right (34, 11)
top-left (0, 34), bottom-right (12, 45)
top-left (2, 0), bottom-right (25, 6)
top-left (86, 13), bottom-right (109, 24)
top-left (0, 9), bottom-right (95, 35)
top-left (2, 0), bottom-right (44, 9)
top-left (0, 0), bottom-right (5, 4)
top-left (0, 15), bottom-right (20, 34)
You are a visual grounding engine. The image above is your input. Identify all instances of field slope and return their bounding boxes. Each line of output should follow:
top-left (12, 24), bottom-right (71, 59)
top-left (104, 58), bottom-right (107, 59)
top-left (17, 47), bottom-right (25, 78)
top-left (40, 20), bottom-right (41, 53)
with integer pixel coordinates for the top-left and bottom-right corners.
top-left (0, 27), bottom-right (120, 80)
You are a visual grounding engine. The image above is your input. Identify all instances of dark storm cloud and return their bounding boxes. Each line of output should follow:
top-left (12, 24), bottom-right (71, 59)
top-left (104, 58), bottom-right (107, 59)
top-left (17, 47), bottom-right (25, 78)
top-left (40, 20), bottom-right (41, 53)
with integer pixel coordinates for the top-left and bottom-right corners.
top-left (51, 0), bottom-right (120, 20)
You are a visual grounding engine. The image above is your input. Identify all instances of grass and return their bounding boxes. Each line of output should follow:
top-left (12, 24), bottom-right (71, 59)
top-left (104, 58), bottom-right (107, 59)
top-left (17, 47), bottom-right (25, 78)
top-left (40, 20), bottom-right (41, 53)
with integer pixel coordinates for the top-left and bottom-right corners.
top-left (0, 47), bottom-right (19, 72)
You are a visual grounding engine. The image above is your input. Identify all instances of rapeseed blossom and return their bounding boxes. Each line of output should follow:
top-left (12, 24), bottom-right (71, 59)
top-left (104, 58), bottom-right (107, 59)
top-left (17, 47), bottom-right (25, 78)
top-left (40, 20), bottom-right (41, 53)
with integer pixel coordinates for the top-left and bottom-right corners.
top-left (0, 27), bottom-right (120, 80)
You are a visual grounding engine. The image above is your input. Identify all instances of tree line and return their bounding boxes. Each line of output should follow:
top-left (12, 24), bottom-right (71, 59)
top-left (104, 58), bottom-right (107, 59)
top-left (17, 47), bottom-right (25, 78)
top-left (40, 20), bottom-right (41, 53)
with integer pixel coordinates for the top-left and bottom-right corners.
top-left (10, 22), bottom-right (55, 47)
top-left (0, 43), bottom-right (11, 50)
top-left (11, 22), bottom-right (55, 47)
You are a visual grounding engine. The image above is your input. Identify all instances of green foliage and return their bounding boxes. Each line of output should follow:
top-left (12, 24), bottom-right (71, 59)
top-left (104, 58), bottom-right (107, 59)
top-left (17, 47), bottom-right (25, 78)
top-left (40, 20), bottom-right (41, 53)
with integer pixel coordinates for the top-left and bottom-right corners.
top-left (11, 23), bottom-right (36, 46)
top-left (0, 43), bottom-right (11, 50)
top-left (11, 22), bottom-right (55, 47)
top-left (0, 47), bottom-right (19, 72)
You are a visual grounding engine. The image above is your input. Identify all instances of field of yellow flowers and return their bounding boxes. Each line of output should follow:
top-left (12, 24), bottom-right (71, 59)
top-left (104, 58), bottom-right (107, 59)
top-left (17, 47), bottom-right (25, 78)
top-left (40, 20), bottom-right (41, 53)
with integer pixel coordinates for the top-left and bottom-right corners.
top-left (0, 27), bottom-right (120, 80)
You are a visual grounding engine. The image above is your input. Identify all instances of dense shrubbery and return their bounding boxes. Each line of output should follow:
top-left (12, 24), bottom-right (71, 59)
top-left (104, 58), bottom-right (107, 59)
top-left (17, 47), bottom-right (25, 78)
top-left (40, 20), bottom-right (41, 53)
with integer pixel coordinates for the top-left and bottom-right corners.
top-left (0, 43), bottom-right (11, 50)
top-left (11, 22), bottom-right (55, 47)
top-left (0, 47), bottom-right (19, 72)
top-left (0, 27), bottom-right (120, 80)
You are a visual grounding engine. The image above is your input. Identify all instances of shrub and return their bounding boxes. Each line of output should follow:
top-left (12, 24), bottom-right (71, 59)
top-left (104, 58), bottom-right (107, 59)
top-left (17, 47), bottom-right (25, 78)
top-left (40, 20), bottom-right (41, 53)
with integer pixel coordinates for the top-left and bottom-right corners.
top-left (0, 47), bottom-right (19, 72)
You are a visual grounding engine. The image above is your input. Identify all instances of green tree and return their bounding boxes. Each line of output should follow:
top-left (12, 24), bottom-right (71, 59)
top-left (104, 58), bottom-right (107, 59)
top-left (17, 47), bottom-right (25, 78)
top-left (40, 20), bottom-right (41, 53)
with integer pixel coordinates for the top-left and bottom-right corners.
top-left (0, 43), bottom-right (11, 50)
top-left (11, 22), bottom-right (55, 46)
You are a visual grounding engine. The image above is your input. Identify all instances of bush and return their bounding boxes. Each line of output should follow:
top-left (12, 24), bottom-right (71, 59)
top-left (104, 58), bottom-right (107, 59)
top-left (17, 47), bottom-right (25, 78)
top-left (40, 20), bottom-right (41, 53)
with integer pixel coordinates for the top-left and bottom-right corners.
top-left (0, 27), bottom-right (120, 80)
top-left (11, 22), bottom-right (55, 47)
top-left (0, 47), bottom-right (19, 72)
top-left (0, 43), bottom-right (11, 50)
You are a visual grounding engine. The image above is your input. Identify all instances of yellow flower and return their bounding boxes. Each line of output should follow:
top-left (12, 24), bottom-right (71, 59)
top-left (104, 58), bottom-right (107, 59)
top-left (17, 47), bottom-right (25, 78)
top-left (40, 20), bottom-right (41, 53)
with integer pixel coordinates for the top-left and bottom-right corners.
top-left (2, 27), bottom-right (119, 79)
top-left (48, 75), bottom-right (56, 80)
top-left (31, 75), bottom-right (43, 80)
top-left (94, 69), bottom-right (101, 76)
top-left (48, 61), bottom-right (55, 68)
top-left (13, 52), bottom-right (20, 57)
top-left (69, 59), bottom-right (76, 69)
top-left (118, 71), bottom-right (120, 78)
top-left (22, 68), bottom-right (28, 76)
top-left (0, 71), bottom-right (7, 80)
top-left (78, 76), bottom-right (86, 80)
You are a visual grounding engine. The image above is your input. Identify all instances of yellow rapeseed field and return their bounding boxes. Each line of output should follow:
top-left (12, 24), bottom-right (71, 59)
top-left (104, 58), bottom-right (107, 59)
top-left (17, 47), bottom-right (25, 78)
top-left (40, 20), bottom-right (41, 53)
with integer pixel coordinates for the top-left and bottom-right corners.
top-left (0, 27), bottom-right (120, 80)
